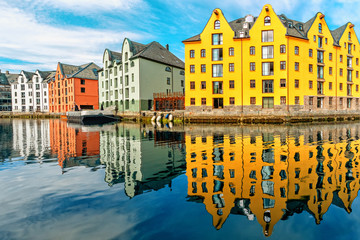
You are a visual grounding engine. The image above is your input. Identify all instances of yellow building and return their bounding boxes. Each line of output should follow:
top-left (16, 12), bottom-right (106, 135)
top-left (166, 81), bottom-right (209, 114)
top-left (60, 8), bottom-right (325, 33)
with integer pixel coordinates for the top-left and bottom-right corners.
top-left (183, 4), bottom-right (360, 113)
top-left (185, 125), bottom-right (360, 236)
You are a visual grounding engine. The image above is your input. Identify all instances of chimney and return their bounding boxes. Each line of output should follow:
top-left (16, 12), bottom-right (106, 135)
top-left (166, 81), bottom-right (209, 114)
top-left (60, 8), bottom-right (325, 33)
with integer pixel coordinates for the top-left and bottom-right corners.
top-left (166, 44), bottom-right (169, 51)
top-left (6, 71), bottom-right (9, 74)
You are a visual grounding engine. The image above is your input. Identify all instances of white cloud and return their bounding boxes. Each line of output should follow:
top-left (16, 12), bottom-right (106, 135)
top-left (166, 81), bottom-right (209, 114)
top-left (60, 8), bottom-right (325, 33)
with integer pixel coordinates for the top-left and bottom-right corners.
top-left (0, 1), bottom-right (149, 72)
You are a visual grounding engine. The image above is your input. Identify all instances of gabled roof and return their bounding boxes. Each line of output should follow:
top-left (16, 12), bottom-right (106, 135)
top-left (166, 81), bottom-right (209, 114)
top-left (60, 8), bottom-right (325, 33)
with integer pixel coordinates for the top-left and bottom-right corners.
top-left (68, 62), bottom-right (101, 80)
top-left (331, 23), bottom-right (348, 46)
top-left (37, 70), bottom-right (55, 80)
top-left (5, 72), bottom-right (19, 84)
top-left (109, 50), bottom-right (122, 61)
top-left (130, 41), bottom-right (184, 69)
top-left (59, 63), bottom-right (80, 77)
top-left (44, 72), bottom-right (56, 83)
top-left (128, 40), bottom-right (147, 55)
top-left (22, 71), bottom-right (35, 80)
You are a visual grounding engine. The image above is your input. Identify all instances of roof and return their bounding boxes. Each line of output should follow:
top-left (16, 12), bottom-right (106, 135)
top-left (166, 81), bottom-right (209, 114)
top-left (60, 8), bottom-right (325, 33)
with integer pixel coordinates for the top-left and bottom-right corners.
top-left (67, 62), bottom-right (101, 80)
top-left (130, 41), bottom-right (184, 69)
top-left (37, 70), bottom-right (55, 80)
top-left (22, 71), bottom-right (35, 81)
top-left (183, 10), bottom-right (348, 44)
top-left (109, 50), bottom-right (122, 61)
top-left (0, 73), bottom-right (10, 85)
top-left (44, 72), bottom-right (56, 83)
top-left (331, 23), bottom-right (348, 46)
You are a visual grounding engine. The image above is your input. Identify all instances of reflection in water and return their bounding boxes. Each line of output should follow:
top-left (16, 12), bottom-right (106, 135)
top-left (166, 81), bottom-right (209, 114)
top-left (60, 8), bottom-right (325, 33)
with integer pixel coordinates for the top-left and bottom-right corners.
top-left (99, 123), bottom-right (186, 198)
top-left (49, 120), bottom-right (101, 170)
top-left (186, 125), bottom-right (360, 236)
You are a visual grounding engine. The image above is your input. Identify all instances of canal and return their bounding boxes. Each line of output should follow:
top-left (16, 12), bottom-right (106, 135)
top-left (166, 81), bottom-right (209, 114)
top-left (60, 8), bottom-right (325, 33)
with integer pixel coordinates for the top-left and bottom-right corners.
top-left (1, 119), bottom-right (360, 239)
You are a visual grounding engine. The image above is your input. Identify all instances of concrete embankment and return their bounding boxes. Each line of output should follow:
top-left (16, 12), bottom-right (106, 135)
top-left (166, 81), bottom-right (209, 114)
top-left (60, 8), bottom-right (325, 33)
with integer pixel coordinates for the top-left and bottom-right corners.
top-left (0, 112), bottom-right (60, 119)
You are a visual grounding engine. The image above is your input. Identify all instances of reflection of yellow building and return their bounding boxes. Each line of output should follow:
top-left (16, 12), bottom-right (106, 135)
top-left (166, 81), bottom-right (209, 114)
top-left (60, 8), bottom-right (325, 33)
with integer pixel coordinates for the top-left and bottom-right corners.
top-left (185, 125), bottom-right (360, 236)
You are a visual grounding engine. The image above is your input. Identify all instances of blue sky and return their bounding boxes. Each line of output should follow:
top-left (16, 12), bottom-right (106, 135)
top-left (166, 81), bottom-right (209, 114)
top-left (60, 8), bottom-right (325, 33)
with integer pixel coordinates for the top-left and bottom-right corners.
top-left (1, 0), bottom-right (360, 73)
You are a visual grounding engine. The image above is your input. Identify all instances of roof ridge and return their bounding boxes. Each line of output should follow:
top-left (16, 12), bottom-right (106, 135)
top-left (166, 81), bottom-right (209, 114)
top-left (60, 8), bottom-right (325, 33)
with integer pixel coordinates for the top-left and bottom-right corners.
top-left (70, 62), bottom-right (93, 78)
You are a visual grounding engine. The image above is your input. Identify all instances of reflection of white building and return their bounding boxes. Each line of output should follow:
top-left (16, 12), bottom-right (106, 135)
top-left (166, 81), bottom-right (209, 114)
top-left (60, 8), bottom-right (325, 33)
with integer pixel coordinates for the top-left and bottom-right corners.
top-left (100, 124), bottom-right (185, 198)
top-left (12, 119), bottom-right (50, 159)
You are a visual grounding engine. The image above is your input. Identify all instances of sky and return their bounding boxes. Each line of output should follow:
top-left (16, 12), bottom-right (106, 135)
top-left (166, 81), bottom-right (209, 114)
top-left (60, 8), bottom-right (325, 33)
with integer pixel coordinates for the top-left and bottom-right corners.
top-left (1, 0), bottom-right (360, 73)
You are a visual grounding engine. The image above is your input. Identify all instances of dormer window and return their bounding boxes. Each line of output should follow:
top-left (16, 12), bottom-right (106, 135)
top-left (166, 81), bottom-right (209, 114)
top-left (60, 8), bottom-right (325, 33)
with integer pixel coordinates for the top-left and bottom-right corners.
top-left (288, 21), bottom-right (293, 28)
top-left (319, 23), bottom-right (322, 33)
top-left (214, 20), bottom-right (220, 29)
top-left (299, 24), bottom-right (303, 31)
top-left (264, 16), bottom-right (271, 26)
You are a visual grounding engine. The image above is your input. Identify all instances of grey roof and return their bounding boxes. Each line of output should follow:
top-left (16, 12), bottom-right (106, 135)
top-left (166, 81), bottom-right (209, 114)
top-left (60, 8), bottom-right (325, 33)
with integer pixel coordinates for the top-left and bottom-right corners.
top-left (128, 40), bottom-right (147, 55)
top-left (44, 72), bottom-right (56, 83)
top-left (68, 62), bottom-right (101, 80)
top-left (5, 73), bottom-right (19, 84)
top-left (0, 73), bottom-right (10, 85)
top-left (37, 70), bottom-right (55, 80)
top-left (183, 34), bottom-right (201, 42)
top-left (130, 41), bottom-right (184, 69)
top-left (331, 23), bottom-right (348, 46)
top-left (22, 71), bottom-right (35, 81)
top-left (60, 63), bottom-right (82, 77)
top-left (109, 50), bottom-right (122, 61)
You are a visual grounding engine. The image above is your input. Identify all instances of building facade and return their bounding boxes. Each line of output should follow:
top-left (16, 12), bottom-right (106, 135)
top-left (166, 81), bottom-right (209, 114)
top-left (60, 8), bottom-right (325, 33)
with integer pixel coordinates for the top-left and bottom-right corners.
top-left (98, 38), bottom-right (185, 112)
top-left (183, 4), bottom-right (360, 114)
top-left (0, 70), bottom-right (16, 111)
top-left (11, 70), bottom-right (54, 112)
top-left (49, 62), bottom-right (100, 113)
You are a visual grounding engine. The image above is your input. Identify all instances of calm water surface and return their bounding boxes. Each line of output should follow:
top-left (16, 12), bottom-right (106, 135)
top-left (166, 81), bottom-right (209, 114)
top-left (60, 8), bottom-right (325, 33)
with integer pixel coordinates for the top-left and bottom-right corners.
top-left (1, 119), bottom-right (360, 239)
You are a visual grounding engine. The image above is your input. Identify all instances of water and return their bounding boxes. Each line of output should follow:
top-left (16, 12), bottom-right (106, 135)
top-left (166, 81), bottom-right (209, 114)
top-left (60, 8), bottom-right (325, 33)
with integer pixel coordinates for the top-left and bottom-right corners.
top-left (1, 119), bottom-right (360, 239)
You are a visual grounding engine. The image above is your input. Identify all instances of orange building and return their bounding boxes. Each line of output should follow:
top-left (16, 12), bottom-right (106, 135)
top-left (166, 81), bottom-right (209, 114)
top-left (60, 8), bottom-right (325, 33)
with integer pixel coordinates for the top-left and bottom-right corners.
top-left (49, 119), bottom-right (100, 169)
top-left (49, 62), bottom-right (100, 113)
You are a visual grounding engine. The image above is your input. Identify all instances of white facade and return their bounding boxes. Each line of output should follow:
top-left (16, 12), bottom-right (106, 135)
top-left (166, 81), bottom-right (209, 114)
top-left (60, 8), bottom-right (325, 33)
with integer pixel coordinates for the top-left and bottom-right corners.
top-left (11, 70), bottom-right (53, 112)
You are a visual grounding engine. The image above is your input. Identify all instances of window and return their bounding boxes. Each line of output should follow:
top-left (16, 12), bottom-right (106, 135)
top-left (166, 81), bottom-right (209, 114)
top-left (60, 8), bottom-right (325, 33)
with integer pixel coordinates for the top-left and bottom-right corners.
top-left (329, 97), bottom-right (333, 106)
top-left (250, 97), bottom-right (256, 105)
top-left (314, 35), bottom-right (316, 42)
top-left (262, 30), bottom-right (273, 42)
top-left (309, 49), bottom-right (313, 57)
top-left (295, 46), bottom-right (299, 55)
top-left (340, 83), bottom-right (343, 90)
top-left (201, 81), bottom-right (206, 89)
top-left (229, 97), bottom-right (235, 105)
top-left (250, 62), bottom-right (255, 71)
top-left (264, 16), bottom-right (271, 26)
top-left (229, 80), bottom-right (234, 89)
top-left (340, 55), bottom-right (343, 62)
top-left (201, 64), bottom-right (206, 73)
top-left (280, 79), bottom-right (286, 88)
top-left (325, 38), bottom-right (328, 44)
top-left (295, 96), bottom-right (300, 105)
top-left (280, 61), bottom-right (286, 70)
top-left (81, 87), bottom-right (85, 93)
top-left (348, 43), bottom-right (352, 54)
top-left (190, 50), bottom-right (195, 58)
top-left (250, 46), bottom-right (255, 55)
top-left (190, 65), bottom-right (195, 73)
top-left (190, 81), bottom-right (195, 89)
top-left (329, 82), bottom-right (333, 90)
top-left (250, 80), bottom-right (255, 88)
top-left (213, 81), bottom-right (223, 94)
top-left (329, 67), bottom-right (333, 75)
top-left (262, 62), bottom-right (274, 76)
top-left (262, 80), bottom-right (274, 93)
top-left (229, 47), bottom-right (234, 56)
top-left (349, 32), bottom-right (351, 40)
top-left (318, 36), bottom-right (323, 48)
top-left (329, 53), bottom-right (333, 61)
top-left (295, 79), bottom-right (299, 88)
top-left (181, 80), bottom-right (184, 87)
top-left (309, 80), bottom-right (313, 89)
top-left (319, 23), bottom-right (322, 33)
top-left (263, 97), bottom-right (274, 108)
top-left (357, 71), bottom-right (359, 78)
top-left (347, 57), bottom-right (352, 68)
top-left (212, 48), bottom-right (223, 61)
top-left (212, 64), bottom-right (223, 77)
top-left (212, 34), bottom-right (223, 45)
top-left (318, 66), bottom-right (324, 79)
top-left (309, 64), bottom-right (313, 73)
top-left (81, 79), bottom-right (85, 85)
top-left (201, 49), bottom-right (206, 57)
top-left (262, 46), bottom-right (274, 59)
top-left (317, 97), bottom-right (323, 108)
top-left (229, 63), bottom-right (234, 72)
top-left (280, 96), bottom-right (286, 104)
top-left (309, 97), bottom-right (313, 105)
top-left (190, 98), bottom-right (195, 105)
top-left (214, 20), bottom-right (220, 29)
top-left (167, 77), bottom-right (171, 85)
top-left (295, 62), bottom-right (299, 71)
top-left (280, 45), bottom-right (286, 53)
top-left (201, 98), bottom-right (206, 105)
top-left (340, 68), bottom-right (343, 76)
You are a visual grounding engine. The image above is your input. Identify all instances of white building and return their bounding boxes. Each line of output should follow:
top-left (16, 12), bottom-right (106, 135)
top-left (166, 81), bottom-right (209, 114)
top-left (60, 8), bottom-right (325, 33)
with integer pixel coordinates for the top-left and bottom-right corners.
top-left (11, 70), bottom-right (54, 112)
top-left (99, 38), bottom-right (185, 112)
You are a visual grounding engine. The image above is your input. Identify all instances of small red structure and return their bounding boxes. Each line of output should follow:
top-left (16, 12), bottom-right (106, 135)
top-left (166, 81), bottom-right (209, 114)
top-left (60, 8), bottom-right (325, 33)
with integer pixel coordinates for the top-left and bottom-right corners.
top-left (153, 92), bottom-right (185, 111)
